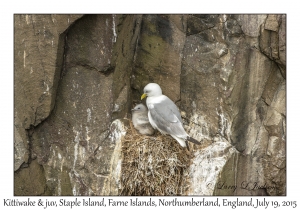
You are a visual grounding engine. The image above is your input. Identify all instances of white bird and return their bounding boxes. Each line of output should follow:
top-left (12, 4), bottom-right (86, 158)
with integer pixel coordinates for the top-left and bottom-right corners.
top-left (131, 103), bottom-right (155, 136)
top-left (141, 83), bottom-right (200, 150)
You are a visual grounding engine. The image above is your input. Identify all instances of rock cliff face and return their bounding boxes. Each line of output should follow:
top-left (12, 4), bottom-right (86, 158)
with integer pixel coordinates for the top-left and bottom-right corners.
top-left (14, 14), bottom-right (286, 196)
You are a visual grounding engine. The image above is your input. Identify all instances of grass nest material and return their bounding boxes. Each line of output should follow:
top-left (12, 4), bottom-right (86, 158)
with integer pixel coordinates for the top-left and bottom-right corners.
top-left (120, 121), bottom-right (194, 196)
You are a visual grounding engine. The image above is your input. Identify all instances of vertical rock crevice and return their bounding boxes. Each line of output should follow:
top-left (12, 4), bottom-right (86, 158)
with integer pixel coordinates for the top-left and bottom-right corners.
top-left (14, 14), bottom-right (83, 195)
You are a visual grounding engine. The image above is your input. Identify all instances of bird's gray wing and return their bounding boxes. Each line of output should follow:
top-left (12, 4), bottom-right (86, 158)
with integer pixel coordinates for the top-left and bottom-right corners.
top-left (154, 96), bottom-right (183, 122)
top-left (148, 96), bottom-right (186, 137)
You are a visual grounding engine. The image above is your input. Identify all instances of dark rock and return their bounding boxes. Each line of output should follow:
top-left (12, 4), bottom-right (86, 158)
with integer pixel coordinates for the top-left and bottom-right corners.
top-left (14, 159), bottom-right (51, 195)
top-left (65, 15), bottom-right (115, 73)
top-left (131, 15), bottom-right (186, 103)
top-left (186, 15), bottom-right (218, 36)
top-left (14, 14), bottom-right (83, 173)
top-left (259, 14), bottom-right (286, 78)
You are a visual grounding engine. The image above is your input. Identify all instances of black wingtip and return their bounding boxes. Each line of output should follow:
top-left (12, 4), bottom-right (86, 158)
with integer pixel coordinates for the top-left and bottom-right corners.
top-left (187, 136), bottom-right (201, 145)
top-left (186, 141), bottom-right (190, 151)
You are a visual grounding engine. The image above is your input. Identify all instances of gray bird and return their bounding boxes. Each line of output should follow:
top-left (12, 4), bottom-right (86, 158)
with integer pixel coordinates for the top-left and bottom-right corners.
top-left (141, 83), bottom-right (200, 150)
top-left (131, 103), bottom-right (155, 136)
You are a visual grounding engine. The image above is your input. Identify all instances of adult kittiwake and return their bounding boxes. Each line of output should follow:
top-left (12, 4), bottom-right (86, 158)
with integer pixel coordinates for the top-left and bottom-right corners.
top-left (131, 103), bottom-right (155, 136)
top-left (141, 83), bottom-right (200, 150)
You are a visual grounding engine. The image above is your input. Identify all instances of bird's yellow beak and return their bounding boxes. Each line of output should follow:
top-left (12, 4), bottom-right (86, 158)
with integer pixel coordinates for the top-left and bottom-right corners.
top-left (141, 93), bottom-right (147, 100)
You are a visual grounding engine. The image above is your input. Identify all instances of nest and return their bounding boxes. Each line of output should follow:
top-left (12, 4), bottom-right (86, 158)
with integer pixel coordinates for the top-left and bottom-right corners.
top-left (120, 121), bottom-right (193, 196)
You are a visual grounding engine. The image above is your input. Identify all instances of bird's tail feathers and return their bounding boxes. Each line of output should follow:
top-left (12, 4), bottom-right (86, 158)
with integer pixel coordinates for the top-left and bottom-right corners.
top-left (187, 136), bottom-right (201, 145)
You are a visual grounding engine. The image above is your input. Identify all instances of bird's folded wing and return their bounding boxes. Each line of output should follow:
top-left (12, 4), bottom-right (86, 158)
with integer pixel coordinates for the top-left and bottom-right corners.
top-left (148, 97), bottom-right (186, 136)
top-left (151, 96), bottom-right (183, 122)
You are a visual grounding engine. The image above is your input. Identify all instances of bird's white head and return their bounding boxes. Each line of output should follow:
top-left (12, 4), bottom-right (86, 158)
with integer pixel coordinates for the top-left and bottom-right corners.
top-left (131, 103), bottom-right (147, 112)
top-left (141, 83), bottom-right (162, 99)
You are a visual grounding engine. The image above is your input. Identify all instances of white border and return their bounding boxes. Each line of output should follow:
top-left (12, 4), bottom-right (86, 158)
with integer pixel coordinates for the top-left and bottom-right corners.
top-left (2, 0), bottom-right (299, 209)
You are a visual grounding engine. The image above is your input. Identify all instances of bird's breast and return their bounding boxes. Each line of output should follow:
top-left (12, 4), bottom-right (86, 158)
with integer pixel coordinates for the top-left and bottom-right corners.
top-left (146, 95), bottom-right (166, 104)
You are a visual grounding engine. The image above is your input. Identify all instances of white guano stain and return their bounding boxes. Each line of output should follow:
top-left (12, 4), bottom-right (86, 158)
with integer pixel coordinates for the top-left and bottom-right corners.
top-left (192, 101), bottom-right (197, 109)
top-left (109, 119), bottom-right (127, 143)
top-left (72, 129), bottom-right (80, 170)
top-left (73, 142), bottom-right (79, 169)
top-left (46, 83), bottom-right (49, 92)
top-left (216, 102), bottom-right (231, 140)
top-left (86, 126), bottom-right (90, 141)
top-left (186, 113), bottom-right (210, 142)
top-left (57, 179), bottom-right (61, 195)
top-left (43, 26), bottom-right (46, 38)
top-left (60, 157), bottom-right (65, 172)
top-left (112, 14), bottom-right (117, 43)
top-left (72, 185), bottom-right (76, 196)
top-left (218, 110), bottom-right (226, 136)
top-left (23, 51), bottom-right (26, 68)
top-left (43, 82), bottom-right (50, 94)
top-left (113, 104), bottom-right (119, 112)
top-left (51, 15), bottom-right (56, 23)
top-left (189, 141), bottom-right (236, 195)
top-left (87, 108), bottom-right (91, 122)
top-left (25, 15), bottom-right (30, 24)
top-left (115, 159), bottom-right (122, 180)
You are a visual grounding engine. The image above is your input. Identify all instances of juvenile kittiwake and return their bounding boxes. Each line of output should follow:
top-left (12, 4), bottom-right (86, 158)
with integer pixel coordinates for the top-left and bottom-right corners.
top-left (141, 83), bottom-right (200, 149)
top-left (131, 103), bottom-right (155, 136)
